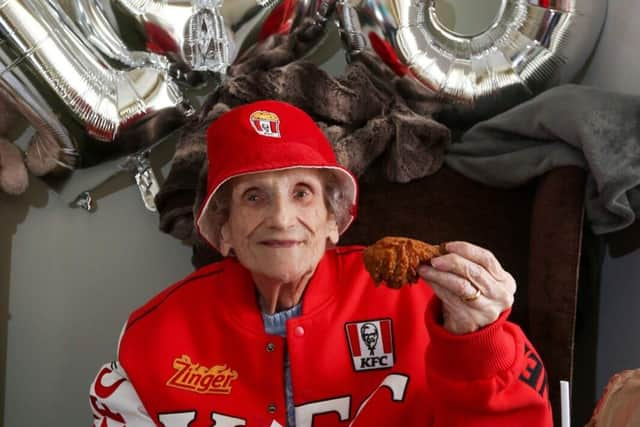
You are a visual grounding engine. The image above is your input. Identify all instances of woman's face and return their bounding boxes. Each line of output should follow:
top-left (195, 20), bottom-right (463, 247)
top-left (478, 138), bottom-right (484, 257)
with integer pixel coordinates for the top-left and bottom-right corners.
top-left (220, 168), bottom-right (339, 283)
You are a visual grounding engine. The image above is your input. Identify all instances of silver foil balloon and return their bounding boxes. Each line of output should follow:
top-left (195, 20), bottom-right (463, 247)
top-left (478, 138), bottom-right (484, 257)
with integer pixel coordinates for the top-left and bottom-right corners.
top-left (61, 0), bottom-right (234, 82)
top-left (61, 0), bottom-right (170, 70)
top-left (290, 0), bottom-right (338, 31)
top-left (0, 0), bottom-right (192, 169)
top-left (337, 0), bottom-right (608, 122)
top-left (82, 0), bottom-right (274, 77)
top-left (66, 0), bottom-right (338, 80)
top-left (222, 0), bottom-right (339, 62)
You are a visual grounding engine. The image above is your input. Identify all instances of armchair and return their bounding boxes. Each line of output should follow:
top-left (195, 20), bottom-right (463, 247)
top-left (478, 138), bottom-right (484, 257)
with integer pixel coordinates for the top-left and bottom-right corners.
top-left (340, 164), bottom-right (588, 426)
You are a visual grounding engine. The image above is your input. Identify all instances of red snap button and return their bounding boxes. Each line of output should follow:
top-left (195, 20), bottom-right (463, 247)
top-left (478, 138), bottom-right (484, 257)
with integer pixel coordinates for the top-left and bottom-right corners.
top-left (294, 326), bottom-right (305, 337)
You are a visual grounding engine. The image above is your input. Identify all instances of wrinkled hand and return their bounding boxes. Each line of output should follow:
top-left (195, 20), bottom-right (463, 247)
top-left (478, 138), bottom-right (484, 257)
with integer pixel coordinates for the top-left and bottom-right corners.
top-left (417, 241), bottom-right (516, 335)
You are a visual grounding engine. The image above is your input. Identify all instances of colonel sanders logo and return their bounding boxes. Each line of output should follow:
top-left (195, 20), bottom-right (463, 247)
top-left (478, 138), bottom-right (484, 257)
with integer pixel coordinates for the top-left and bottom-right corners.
top-left (345, 319), bottom-right (395, 371)
top-left (360, 323), bottom-right (379, 356)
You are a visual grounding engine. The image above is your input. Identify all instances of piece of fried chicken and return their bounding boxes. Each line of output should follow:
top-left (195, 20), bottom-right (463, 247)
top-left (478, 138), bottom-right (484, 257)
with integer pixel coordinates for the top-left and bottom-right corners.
top-left (363, 237), bottom-right (447, 289)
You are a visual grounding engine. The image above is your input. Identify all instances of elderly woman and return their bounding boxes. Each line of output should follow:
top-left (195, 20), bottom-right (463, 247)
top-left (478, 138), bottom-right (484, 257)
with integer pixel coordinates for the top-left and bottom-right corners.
top-left (90, 101), bottom-right (552, 427)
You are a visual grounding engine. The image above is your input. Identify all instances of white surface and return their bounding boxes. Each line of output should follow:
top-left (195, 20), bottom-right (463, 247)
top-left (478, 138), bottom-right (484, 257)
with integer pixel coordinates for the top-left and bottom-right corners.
top-left (561, 380), bottom-right (571, 427)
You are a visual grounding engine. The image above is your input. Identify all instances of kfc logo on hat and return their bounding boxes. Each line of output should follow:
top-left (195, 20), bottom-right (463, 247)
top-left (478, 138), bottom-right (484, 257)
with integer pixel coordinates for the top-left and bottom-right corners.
top-left (250, 110), bottom-right (281, 138)
top-left (345, 319), bottom-right (395, 372)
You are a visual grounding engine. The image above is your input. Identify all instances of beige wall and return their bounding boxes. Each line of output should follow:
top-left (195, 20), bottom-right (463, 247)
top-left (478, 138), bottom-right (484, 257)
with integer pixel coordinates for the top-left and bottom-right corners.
top-left (0, 140), bottom-right (194, 425)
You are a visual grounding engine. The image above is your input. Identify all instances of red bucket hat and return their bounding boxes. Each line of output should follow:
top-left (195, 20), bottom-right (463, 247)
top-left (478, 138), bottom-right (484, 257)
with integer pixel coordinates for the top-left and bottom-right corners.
top-left (195, 100), bottom-right (358, 251)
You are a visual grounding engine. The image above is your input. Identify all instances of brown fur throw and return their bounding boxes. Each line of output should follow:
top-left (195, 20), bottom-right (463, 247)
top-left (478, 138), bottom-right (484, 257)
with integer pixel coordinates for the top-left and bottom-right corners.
top-left (155, 29), bottom-right (451, 268)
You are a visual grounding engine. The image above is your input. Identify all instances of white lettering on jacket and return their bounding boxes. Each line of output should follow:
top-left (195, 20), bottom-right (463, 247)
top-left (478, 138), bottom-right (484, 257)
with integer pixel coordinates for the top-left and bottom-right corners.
top-left (295, 396), bottom-right (351, 427)
top-left (158, 411), bottom-right (196, 426)
top-left (210, 413), bottom-right (248, 426)
top-left (159, 411), bottom-right (249, 427)
top-left (350, 373), bottom-right (408, 424)
top-left (156, 374), bottom-right (408, 426)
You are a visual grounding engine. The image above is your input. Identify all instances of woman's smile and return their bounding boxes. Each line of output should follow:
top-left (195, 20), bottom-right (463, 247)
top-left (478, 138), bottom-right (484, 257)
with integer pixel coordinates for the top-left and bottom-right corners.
top-left (259, 239), bottom-right (303, 248)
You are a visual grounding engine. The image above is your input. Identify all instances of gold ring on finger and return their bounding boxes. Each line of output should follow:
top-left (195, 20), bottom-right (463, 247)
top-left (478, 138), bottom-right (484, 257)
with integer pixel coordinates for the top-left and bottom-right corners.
top-left (460, 287), bottom-right (482, 303)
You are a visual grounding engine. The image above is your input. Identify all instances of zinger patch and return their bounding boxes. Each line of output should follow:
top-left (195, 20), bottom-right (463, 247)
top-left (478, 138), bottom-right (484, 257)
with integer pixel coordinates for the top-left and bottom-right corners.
top-left (166, 355), bottom-right (238, 394)
top-left (345, 319), bottom-right (395, 371)
top-left (250, 110), bottom-right (281, 138)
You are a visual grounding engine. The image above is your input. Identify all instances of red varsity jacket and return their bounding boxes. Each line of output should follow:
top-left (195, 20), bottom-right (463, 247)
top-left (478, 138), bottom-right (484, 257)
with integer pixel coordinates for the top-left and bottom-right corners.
top-left (90, 246), bottom-right (552, 427)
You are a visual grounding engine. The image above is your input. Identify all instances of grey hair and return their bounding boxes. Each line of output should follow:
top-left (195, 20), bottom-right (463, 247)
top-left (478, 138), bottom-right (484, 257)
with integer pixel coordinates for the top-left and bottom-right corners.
top-left (205, 169), bottom-right (351, 249)
top-left (322, 170), bottom-right (351, 232)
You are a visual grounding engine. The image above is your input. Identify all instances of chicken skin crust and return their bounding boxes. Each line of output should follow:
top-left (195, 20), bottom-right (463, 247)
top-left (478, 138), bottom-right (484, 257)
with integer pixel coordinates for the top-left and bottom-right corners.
top-left (363, 237), bottom-right (447, 289)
